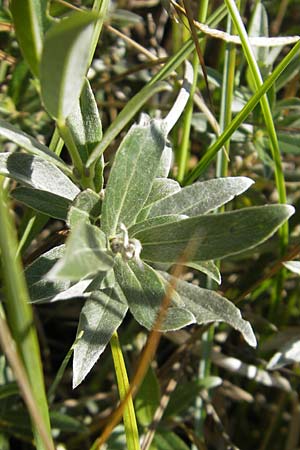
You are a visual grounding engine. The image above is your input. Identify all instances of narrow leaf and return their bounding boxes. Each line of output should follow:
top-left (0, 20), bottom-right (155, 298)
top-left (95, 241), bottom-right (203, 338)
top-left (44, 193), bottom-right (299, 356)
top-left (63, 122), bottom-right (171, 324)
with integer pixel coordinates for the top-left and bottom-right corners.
top-left (129, 215), bottom-right (187, 237)
top-left (162, 273), bottom-right (256, 347)
top-left (50, 411), bottom-right (86, 433)
top-left (0, 382), bottom-right (19, 400)
top-left (163, 60), bottom-right (193, 133)
top-left (114, 257), bottom-right (194, 331)
top-left (65, 78), bottom-right (104, 190)
top-left (135, 366), bottom-right (160, 427)
top-left (12, 187), bottom-right (70, 220)
top-left (66, 78), bottom-right (102, 163)
top-left (185, 261), bottom-right (221, 284)
top-left (153, 430), bottom-right (190, 450)
top-left (10, 0), bottom-right (49, 77)
top-left (67, 189), bottom-right (102, 228)
top-left (0, 153), bottom-right (79, 200)
top-left (143, 178), bottom-right (181, 209)
top-left (248, 2), bottom-right (269, 67)
top-left (0, 118), bottom-right (70, 173)
top-left (164, 377), bottom-right (221, 418)
top-left (147, 177), bottom-right (254, 218)
top-left (101, 120), bottom-right (166, 236)
top-left (26, 245), bottom-right (90, 303)
top-left (135, 205), bottom-right (294, 263)
top-left (267, 336), bottom-right (300, 370)
top-left (40, 11), bottom-right (97, 120)
top-left (73, 285), bottom-right (128, 388)
top-left (157, 141), bottom-right (173, 177)
top-left (47, 222), bottom-right (113, 282)
top-left (136, 177), bottom-right (180, 221)
top-left (283, 260), bottom-right (300, 274)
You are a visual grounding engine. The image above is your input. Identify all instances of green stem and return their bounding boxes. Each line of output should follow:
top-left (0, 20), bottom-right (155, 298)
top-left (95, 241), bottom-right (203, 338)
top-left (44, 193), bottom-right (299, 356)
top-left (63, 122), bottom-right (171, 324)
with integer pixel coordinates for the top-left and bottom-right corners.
top-left (86, 4), bottom-right (228, 168)
top-left (86, 81), bottom-right (170, 167)
top-left (0, 180), bottom-right (54, 450)
top-left (195, 11), bottom-right (238, 446)
top-left (177, 1), bottom-right (209, 183)
top-left (58, 120), bottom-right (95, 189)
top-left (48, 126), bottom-right (65, 156)
top-left (225, 0), bottom-right (288, 250)
top-left (225, 0), bottom-right (289, 319)
top-left (110, 331), bottom-right (141, 450)
top-left (89, 0), bottom-right (110, 67)
top-left (216, 14), bottom-right (237, 178)
top-left (0, 305), bottom-right (53, 450)
top-left (184, 40), bottom-right (300, 184)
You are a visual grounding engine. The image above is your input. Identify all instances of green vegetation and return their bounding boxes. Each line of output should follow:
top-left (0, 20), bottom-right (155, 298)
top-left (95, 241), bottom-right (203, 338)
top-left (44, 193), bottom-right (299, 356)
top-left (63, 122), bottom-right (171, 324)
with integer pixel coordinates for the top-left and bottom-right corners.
top-left (0, 1), bottom-right (300, 449)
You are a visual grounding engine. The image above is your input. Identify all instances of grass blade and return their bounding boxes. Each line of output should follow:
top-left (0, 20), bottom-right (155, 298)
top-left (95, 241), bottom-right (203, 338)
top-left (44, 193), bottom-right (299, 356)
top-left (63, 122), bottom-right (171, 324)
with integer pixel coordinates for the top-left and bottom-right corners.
top-left (0, 181), bottom-right (53, 450)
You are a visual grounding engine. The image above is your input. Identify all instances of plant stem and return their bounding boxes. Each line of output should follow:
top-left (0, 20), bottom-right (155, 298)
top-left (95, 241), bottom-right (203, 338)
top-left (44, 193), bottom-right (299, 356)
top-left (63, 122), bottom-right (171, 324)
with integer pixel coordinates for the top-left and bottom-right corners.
top-left (194, 11), bottom-right (238, 446)
top-left (0, 179), bottom-right (54, 450)
top-left (225, 0), bottom-right (287, 247)
top-left (0, 305), bottom-right (53, 450)
top-left (225, 0), bottom-right (289, 318)
top-left (87, 4), bottom-right (228, 168)
top-left (89, 0), bottom-right (110, 67)
top-left (110, 331), bottom-right (141, 450)
top-left (177, 0), bottom-right (209, 184)
top-left (58, 120), bottom-right (95, 189)
top-left (184, 39), bottom-right (300, 184)
top-left (49, 126), bottom-right (65, 156)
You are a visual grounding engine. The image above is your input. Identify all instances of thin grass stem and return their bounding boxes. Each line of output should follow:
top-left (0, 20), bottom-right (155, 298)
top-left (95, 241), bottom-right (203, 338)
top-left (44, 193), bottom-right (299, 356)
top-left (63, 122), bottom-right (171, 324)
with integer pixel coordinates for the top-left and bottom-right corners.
top-left (184, 40), bottom-right (300, 184)
top-left (225, 0), bottom-right (289, 319)
top-left (0, 178), bottom-right (54, 450)
top-left (110, 331), bottom-right (141, 450)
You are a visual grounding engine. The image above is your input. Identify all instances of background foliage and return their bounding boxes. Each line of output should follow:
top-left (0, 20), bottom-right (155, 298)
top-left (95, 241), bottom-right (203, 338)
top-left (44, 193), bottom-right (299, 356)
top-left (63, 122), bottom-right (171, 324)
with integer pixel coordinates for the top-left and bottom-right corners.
top-left (1, 1), bottom-right (300, 449)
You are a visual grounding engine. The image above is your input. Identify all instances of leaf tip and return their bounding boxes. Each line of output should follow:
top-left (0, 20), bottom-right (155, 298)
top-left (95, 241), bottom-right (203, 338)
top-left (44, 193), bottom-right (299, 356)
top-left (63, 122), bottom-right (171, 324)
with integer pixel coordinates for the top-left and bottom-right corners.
top-left (244, 324), bottom-right (257, 348)
top-left (285, 204), bottom-right (295, 218)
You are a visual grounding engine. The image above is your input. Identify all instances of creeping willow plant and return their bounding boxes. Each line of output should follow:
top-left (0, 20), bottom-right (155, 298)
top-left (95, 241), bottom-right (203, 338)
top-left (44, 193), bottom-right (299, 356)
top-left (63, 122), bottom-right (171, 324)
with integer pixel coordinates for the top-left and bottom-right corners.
top-left (0, 6), bottom-right (294, 392)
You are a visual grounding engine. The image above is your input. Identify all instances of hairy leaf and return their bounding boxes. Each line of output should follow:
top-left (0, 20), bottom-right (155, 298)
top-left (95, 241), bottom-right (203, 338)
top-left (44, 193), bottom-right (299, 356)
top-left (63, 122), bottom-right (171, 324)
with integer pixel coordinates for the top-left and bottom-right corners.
top-left (283, 260), bottom-right (300, 275)
top-left (161, 273), bottom-right (256, 347)
top-left (65, 78), bottom-right (104, 190)
top-left (10, 0), bottom-right (50, 77)
top-left (47, 222), bottom-right (113, 281)
top-left (135, 205), bottom-right (294, 263)
top-left (0, 153), bottom-right (79, 200)
top-left (101, 120), bottom-right (166, 236)
top-left (114, 257), bottom-right (194, 331)
top-left (26, 245), bottom-right (90, 303)
top-left (185, 261), bottom-right (221, 284)
top-left (40, 11), bottom-right (97, 120)
top-left (157, 141), bottom-right (173, 177)
top-left (136, 177), bottom-right (180, 221)
top-left (73, 285), bottom-right (128, 388)
top-left (0, 118), bottom-right (69, 172)
top-left (267, 336), bottom-right (300, 370)
top-left (248, 2), bottom-right (269, 68)
top-left (147, 177), bottom-right (254, 218)
top-left (129, 214), bottom-right (187, 237)
top-left (12, 187), bottom-right (70, 220)
top-left (66, 79), bottom-right (103, 163)
top-left (67, 189), bottom-right (102, 228)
